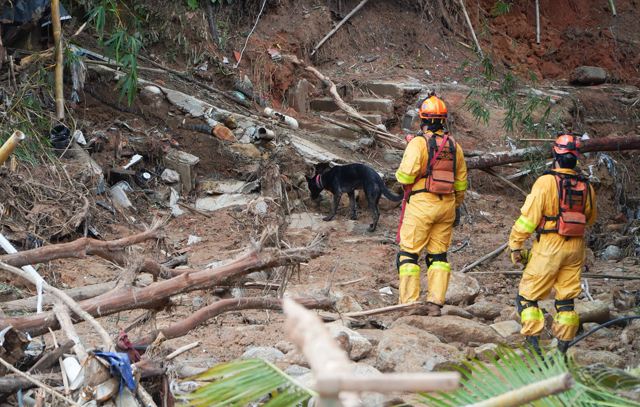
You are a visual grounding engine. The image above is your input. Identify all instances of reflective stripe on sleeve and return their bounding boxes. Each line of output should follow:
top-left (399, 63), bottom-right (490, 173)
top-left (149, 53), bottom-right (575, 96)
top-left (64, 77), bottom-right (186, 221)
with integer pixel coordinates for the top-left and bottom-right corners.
top-left (395, 170), bottom-right (416, 185)
top-left (453, 180), bottom-right (468, 191)
top-left (515, 215), bottom-right (536, 234)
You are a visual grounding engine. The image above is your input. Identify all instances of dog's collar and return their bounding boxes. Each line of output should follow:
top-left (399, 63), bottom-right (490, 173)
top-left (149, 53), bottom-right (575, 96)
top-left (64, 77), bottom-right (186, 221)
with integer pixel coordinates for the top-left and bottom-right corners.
top-left (315, 174), bottom-right (323, 189)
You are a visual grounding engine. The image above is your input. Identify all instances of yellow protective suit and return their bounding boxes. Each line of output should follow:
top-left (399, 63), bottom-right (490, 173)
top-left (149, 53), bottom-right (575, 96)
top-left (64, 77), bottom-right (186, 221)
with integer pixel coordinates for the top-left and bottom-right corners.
top-left (509, 167), bottom-right (597, 341)
top-left (395, 130), bottom-right (468, 305)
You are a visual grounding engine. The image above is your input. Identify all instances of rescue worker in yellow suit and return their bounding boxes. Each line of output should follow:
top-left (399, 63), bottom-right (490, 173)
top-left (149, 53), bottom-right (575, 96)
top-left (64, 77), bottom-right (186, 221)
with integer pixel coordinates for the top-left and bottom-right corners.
top-left (508, 134), bottom-right (597, 354)
top-left (395, 95), bottom-right (468, 316)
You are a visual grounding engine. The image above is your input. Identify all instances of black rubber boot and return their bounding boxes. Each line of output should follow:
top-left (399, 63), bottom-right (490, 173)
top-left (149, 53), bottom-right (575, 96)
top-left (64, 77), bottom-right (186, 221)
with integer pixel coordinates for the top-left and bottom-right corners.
top-left (525, 336), bottom-right (542, 358)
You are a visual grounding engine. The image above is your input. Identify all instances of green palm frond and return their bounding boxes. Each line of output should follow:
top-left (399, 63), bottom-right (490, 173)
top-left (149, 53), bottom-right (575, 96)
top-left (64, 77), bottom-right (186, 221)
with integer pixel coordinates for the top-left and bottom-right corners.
top-left (176, 358), bottom-right (315, 407)
top-left (420, 346), bottom-right (640, 407)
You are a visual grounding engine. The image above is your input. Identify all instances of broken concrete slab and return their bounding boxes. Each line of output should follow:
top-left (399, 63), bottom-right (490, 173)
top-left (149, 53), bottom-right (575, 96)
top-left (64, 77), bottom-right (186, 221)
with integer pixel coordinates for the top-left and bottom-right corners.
top-left (360, 80), bottom-right (423, 98)
top-left (300, 122), bottom-right (361, 140)
top-left (287, 134), bottom-right (346, 165)
top-left (195, 193), bottom-right (258, 212)
top-left (490, 320), bottom-right (522, 338)
top-left (199, 179), bottom-right (259, 195)
top-left (287, 79), bottom-right (311, 114)
top-left (352, 98), bottom-right (395, 115)
top-left (164, 149), bottom-right (199, 194)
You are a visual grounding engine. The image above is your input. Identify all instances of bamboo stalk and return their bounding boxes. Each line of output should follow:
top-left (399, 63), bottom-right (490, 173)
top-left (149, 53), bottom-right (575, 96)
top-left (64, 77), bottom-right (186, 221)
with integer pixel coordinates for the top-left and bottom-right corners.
top-left (535, 0), bottom-right (540, 44)
top-left (317, 372), bottom-right (459, 393)
top-left (608, 0), bottom-right (617, 16)
top-left (311, 0), bottom-right (370, 56)
top-left (468, 373), bottom-right (572, 407)
top-left (165, 341), bottom-right (201, 360)
top-left (0, 130), bottom-right (26, 165)
top-left (459, 0), bottom-right (484, 58)
top-left (459, 242), bottom-right (508, 273)
top-left (51, 0), bottom-right (65, 120)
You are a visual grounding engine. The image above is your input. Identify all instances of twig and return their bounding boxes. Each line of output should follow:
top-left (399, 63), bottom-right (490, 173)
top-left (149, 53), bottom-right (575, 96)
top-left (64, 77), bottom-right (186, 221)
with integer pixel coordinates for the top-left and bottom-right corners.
top-left (335, 277), bottom-right (366, 287)
top-left (165, 341), bottom-right (201, 361)
top-left (459, 0), bottom-right (484, 58)
top-left (0, 356), bottom-right (80, 406)
top-left (310, 0), bottom-right (370, 56)
top-left (459, 242), bottom-right (508, 273)
top-left (53, 302), bottom-right (88, 362)
top-left (608, 0), bottom-right (617, 16)
top-left (343, 302), bottom-right (424, 318)
top-left (178, 202), bottom-right (212, 218)
top-left (483, 168), bottom-right (527, 197)
top-left (234, 0), bottom-right (267, 68)
top-left (535, 0), bottom-right (541, 44)
top-left (468, 373), bottom-right (572, 407)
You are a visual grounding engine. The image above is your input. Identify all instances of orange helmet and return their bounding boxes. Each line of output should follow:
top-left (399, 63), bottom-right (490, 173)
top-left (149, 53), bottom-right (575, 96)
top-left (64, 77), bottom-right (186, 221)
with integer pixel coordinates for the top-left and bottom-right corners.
top-left (419, 95), bottom-right (447, 120)
top-left (553, 134), bottom-right (581, 157)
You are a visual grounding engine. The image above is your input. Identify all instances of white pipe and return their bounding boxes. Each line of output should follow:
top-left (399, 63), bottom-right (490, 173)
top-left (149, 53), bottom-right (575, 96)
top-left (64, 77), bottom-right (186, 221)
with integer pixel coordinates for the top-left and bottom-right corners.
top-left (0, 233), bottom-right (44, 313)
top-left (264, 108), bottom-right (299, 129)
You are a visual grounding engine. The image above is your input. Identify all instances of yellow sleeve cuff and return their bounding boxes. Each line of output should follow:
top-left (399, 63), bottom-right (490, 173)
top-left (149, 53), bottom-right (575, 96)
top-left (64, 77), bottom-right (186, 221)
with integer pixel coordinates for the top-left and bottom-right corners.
top-left (395, 170), bottom-right (416, 185)
top-left (453, 180), bottom-right (468, 191)
top-left (515, 215), bottom-right (536, 234)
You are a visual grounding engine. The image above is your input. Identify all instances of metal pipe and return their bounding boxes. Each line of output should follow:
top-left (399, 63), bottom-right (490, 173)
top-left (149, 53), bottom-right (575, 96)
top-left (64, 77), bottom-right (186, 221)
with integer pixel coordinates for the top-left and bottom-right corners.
top-left (0, 130), bottom-right (26, 165)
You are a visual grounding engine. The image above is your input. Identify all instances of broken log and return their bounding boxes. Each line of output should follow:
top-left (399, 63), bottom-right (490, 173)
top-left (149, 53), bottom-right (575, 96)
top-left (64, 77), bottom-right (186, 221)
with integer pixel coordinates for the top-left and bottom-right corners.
top-left (0, 357), bottom-right (77, 405)
top-left (0, 246), bottom-right (321, 337)
top-left (310, 0), bottom-right (370, 56)
top-left (466, 135), bottom-right (640, 170)
top-left (0, 373), bottom-right (63, 395)
top-left (459, 242), bottom-right (508, 273)
top-left (135, 296), bottom-right (333, 345)
top-left (27, 340), bottom-right (74, 374)
top-left (52, 0), bottom-right (64, 120)
top-left (0, 223), bottom-right (162, 268)
top-left (2, 281), bottom-right (117, 313)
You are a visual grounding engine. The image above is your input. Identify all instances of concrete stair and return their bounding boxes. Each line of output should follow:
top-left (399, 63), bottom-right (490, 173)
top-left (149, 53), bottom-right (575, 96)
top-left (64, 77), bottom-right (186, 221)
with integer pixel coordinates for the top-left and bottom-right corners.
top-left (309, 97), bottom-right (395, 116)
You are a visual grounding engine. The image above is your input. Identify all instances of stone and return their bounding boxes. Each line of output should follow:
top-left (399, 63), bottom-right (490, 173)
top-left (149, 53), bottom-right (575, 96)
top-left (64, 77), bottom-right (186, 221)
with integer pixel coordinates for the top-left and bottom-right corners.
top-left (282, 349), bottom-right (309, 367)
top-left (383, 149), bottom-right (403, 164)
top-left (445, 272), bottom-right (480, 305)
top-left (442, 305), bottom-right (473, 319)
top-left (567, 348), bottom-right (625, 368)
top-left (284, 364), bottom-right (310, 377)
top-left (309, 97), bottom-right (340, 112)
top-left (161, 168), bottom-right (180, 184)
top-left (229, 143), bottom-right (262, 159)
top-left (466, 301), bottom-right (504, 320)
top-left (199, 179), bottom-right (259, 195)
top-left (195, 193), bottom-right (258, 212)
top-left (474, 343), bottom-right (499, 361)
top-left (240, 347), bottom-right (285, 363)
top-left (357, 137), bottom-right (375, 148)
top-left (490, 320), bottom-right (522, 338)
top-left (357, 329), bottom-right (384, 347)
top-left (376, 323), bottom-right (462, 373)
top-left (352, 98), bottom-right (395, 115)
top-left (275, 340), bottom-right (295, 354)
top-left (288, 212), bottom-right (328, 231)
top-left (187, 235), bottom-right (202, 246)
top-left (352, 363), bottom-right (386, 406)
top-left (576, 300), bottom-right (611, 324)
top-left (326, 321), bottom-right (373, 361)
top-left (164, 148), bottom-right (200, 194)
top-left (169, 187), bottom-right (184, 217)
top-left (360, 81), bottom-right (405, 98)
top-left (601, 245), bottom-right (623, 261)
top-left (582, 322), bottom-right (615, 339)
top-left (335, 294), bottom-right (364, 314)
top-left (109, 181), bottom-right (133, 209)
top-left (401, 108), bottom-right (420, 132)
top-left (569, 66), bottom-right (608, 86)
top-left (393, 316), bottom-right (503, 344)
top-left (288, 79), bottom-right (311, 114)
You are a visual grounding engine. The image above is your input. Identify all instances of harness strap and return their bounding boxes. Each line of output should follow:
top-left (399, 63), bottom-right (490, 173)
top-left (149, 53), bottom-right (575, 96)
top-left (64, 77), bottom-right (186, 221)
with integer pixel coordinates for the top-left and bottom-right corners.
top-left (397, 251), bottom-right (419, 267)
top-left (315, 174), bottom-right (323, 189)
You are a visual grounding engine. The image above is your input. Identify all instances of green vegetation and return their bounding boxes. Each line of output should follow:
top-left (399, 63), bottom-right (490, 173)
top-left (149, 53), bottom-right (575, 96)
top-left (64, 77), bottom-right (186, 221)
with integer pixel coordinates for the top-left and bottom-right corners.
top-left (491, 0), bottom-right (512, 17)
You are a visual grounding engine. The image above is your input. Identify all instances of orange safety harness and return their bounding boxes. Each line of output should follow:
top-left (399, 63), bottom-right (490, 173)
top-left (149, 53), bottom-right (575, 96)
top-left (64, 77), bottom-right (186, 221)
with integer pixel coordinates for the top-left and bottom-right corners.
top-left (537, 170), bottom-right (591, 238)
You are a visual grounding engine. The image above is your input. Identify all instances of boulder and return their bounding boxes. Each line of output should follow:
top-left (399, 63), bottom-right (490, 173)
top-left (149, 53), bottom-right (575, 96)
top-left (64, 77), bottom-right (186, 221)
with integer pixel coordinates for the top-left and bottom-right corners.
top-left (240, 347), bottom-right (284, 363)
top-left (490, 320), bottom-right (522, 338)
top-left (568, 348), bottom-right (625, 368)
top-left (466, 301), bottom-right (504, 320)
top-left (352, 364), bottom-right (386, 406)
top-left (474, 343), bottom-right (499, 361)
top-left (393, 316), bottom-right (503, 344)
top-left (445, 272), bottom-right (480, 305)
top-left (284, 365), bottom-right (311, 377)
top-left (576, 300), bottom-right (610, 324)
top-left (275, 341), bottom-right (295, 354)
top-left (582, 323), bottom-right (615, 339)
top-left (601, 245), bottom-right (622, 261)
top-left (376, 324), bottom-right (462, 372)
top-left (442, 305), bottom-right (473, 319)
top-left (569, 66), bottom-right (607, 86)
top-left (326, 321), bottom-right (373, 361)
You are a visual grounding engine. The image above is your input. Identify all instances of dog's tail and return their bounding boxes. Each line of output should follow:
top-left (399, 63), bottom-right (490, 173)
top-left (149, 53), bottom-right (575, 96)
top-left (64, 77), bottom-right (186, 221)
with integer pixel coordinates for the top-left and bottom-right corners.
top-left (381, 184), bottom-right (403, 201)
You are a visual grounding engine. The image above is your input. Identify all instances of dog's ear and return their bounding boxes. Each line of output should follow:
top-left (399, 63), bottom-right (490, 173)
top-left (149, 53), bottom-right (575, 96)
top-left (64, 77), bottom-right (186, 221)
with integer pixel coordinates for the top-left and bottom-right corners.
top-left (315, 162), bottom-right (331, 175)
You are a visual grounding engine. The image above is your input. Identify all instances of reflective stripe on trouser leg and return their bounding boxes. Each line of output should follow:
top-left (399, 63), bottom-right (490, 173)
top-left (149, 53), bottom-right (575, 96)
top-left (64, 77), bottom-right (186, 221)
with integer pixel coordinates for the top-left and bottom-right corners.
top-left (399, 262), bottom-right (420, 304)
top-left (520, 306), bottom-right (545, 336)
top-left (552, 311), bottom-right (579, 341)
top-left (426, 261), bottom-right (450, 306)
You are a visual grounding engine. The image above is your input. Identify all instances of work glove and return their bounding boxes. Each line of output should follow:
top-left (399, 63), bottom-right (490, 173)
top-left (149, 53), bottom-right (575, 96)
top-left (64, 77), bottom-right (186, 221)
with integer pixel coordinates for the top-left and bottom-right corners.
top-left (510, 248), bottom-right (531, 268)
top-left (453, 207), bottom-right (461, 227)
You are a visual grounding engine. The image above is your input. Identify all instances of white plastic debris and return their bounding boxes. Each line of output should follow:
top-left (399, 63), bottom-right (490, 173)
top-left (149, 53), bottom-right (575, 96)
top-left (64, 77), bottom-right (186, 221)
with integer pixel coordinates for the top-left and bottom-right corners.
top-left (161, 168), bottom-right (180, 184)
top-left (187, 235), bottom-right (202, 246)
top-left (63, 356), bottom-right (83, 390)
top-left (379, 287), bottom-right (393, 295)
top-left (169, 187), bottom-right (184, 217)
top-left (0, 233), bottom-right (44, 313)
top-left (123, 154), bottom-right (143, 170)
top-left (73, 129), bottom-right (87, 145)
top-left (110, 181), bottom-right (134, 209)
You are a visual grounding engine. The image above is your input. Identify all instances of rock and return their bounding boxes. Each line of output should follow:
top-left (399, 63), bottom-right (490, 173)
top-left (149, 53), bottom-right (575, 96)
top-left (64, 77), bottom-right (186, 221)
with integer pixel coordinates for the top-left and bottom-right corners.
top-left (335, 294), bottom-right (364, 314)
top-left (490, 320), bottom-right (522, 338)
top-left (195, 193), bottom-right (259, 212)
top-left (275, 341), bottom-right (295, 354)
top-left (568, 348), bottom-right (625, 368)
top-left (109, 181), bottom-right (133, 209)
top-left (357, 137), bottom-right (375, 148)
top-left (383, 149), bottom-right (403, 164)
top-left (576, 300), bottom-right (610, 324)
top-left (282, 349), bottom-right (309, 367)
top-left (187, 235), bottom-right (202, 246)
top-left (284, 364), bottom-right (310, 377)
top-left (357, 329), bottom-right (384, 347)
top-left (199, 179), bottom-right (259, 194)
top-left (288, 79), bottom-right (311, 114)
top-left (229, 143), bottom-right (262, 159)
top-left (582, 322), bottom-right (615, 339)
top-left (288, 212), bottom-right (328, 231)
top-left (169, 187), bottom-right (184, 217)
top-left (240, 347), bottom-right (285, 363)
top-left (393, 316), bottom-right (503, 344)
top-left (376, 323), bottom-right (462, 372)
top-left (474, 343), bottom-right (499, 361)
top-left (601, 245), bottom-right (623, 261)
top-left (569, 66), bottom-right (607, 86)
top-left (442, 305), bottom-right (473, 319)
top-left (445, 273), bottom-right (480, 305)
top-left (161, 168), bottom-right (180, 184)
top-left (326, 321), bottom-right (373, 361)
top-left (164, 148), bottom-right (200, 194)
top-left (466, 301), bottom-right (504, 320)
top-left (352, 364), bottom-right (386, 406)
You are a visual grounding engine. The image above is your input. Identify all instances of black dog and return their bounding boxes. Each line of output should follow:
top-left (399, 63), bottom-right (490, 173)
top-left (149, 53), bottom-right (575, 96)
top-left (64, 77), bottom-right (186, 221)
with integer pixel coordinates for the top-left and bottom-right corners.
top-left (307, 163), bottom-right (402, 232)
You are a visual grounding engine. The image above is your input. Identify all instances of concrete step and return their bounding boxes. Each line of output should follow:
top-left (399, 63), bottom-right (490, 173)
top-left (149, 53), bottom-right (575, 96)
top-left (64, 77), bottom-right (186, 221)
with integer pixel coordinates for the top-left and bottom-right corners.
top-left (331, 112), bottom-right (383, 125)
top-left (309, 97), bottom-right (395, 116)
top-left (299, 120), bottom-right (361, 140)
top-left (358, 80), bottom-right (424, 99)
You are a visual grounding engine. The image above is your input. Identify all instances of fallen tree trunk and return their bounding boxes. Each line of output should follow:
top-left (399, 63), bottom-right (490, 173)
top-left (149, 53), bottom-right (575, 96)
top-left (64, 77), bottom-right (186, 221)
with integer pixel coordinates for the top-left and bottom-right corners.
top-left (2, 281), bottom-right (117, 313)
top-left (467, 135), bottom-right (640, 170)
top-left (135, 297), bottom-right (333, 345)
top-left (0, 373), bottom-right (63, 395)
top-left (0, 246), bottom-right (321, 337)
